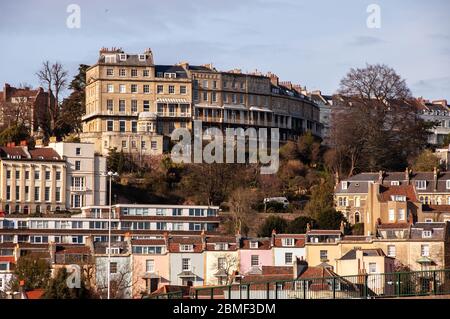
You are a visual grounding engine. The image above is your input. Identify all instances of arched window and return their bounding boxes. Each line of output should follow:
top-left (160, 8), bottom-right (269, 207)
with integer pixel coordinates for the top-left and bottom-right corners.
top-left (419, 196), bottom-right (424, 204)
top-left (355, 212), bottom-right (361, 224)
top-left (46, 205), bottom-right (51, 213)
top-left (24, 206), bottom-right (29, 214)
top-left (36, 205), bottom-right (41, 213)
top-left (4, 204), bottom-right (10, 214)
top-left (15, 205), bottom-right (20, 213)
top-left (55, 206), bottom-right (60, 212)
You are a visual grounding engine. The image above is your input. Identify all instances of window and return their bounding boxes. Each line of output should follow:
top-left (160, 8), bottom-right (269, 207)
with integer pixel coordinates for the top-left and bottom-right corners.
top-left (421, 244), bottom-right (430, 257)
top-left (55, 187), bottom-right (61, 202)
top-left (143, 85), bottom-right (150, 93)
top-left (119, 99), bottom-right (126, 112)
top-left (320, 250), bottom-right (328, 261)
top-left (416, 180), bottom-right (427, 190)
top-left (239, 94), bottom-right (244, 104)
top-left (25, 170), bottom-right (29, 180)
top-left (217, 257), bottom-right (226, 270)
top-left (392, 195), bottom-right (406, 202)
top-left (182, 258), bottom-right (191, 271)
top-left (141, 141), bottom-right (146, 149)
top-left (143, 69), bottom-right (149, 77)
top-left (193, 90), bottom-right (199, 101)
top-left (6, 186), bottom-right (10, 200)
top-left (119, 84), bottom-right (126, 93)
top-left (106, 99), bottom-right (114, 111)
top-left (131, 84), bottom-right (137, 93)
top-left (75, 161), bottom-right (81, 170)
top-left (223, 80), bottom-right (228, 88)
top-left (249, 241), bottom-right (258, 249)
top-left (122, 140), bottom-right (127, 148)
top-left (368, 263), bottom-right (377, 273)
top-left (180, 244), bottom-right (193, 252)
top-left (34, 170), bottom-right (40, 180)
top-left (251, 255), bottom-right (259, 267)
top-left (202, 80), bottom-right (208, 88)
top-left (215, 243), bottom-right (228, 251)
top-left (34, 187), bottom-right (40, 201)
top-left (143, 100), bottom-right (150, 112)
top-left (131, 121), bottom-right (137, 133)
top-left (15, 170), bottom-right (20, 179)
top-left (398, 209), bottom-right (405, 220)
top-left (446, 180), bottom-right (450, 190)
top-left (15, 186), bottom-right (20, 201)
top-left (338, 197), bottom-right (347, 206)
top-left (391, 181), bottom-right (400, 186)
top-left (45, 187), bottom-right (50, 202)
top-left (283, 238), bottom-right (294, 247)
top-left (71, 194), bottom-right (82, 208)
top-left (106, 68), bottom-right (114, 76)
top-left (119, 121), bottom-right (126, 132)
top-left (212, 91), bottom-right (217, 102)
top-left (131, 69), bottom-right (138, 77)
top-left (119, 69), bottom-right (126, 76)
top-left (25, 186), bottom-right (29, 201)
top-left (151, 141), bottom-right (157, 150)
top-left (422, 230), bottom-right (432, 238)
top-left (202, 91), bottom-right (208, 101)
top-left (425, 218), bottom-right (433, 223)
top-left (387, 245), bottom-right (396, 257)
top-left (130, 100), bottom-right (138, 113)
top-left (107, 120), bottom-right (114, 131)
top-left (110, 262), bottom-right (117, 274)
top-left (388, 209), bottom-right (395, 221)
top-left (107, 84), bottom-right (114, 93)
top-left (157, 85), bottom-right (163, 94)
top-left (180, 86), bottom-right (186, 94)
top-left (146, 259), bottom-right (154, 272)
top-left (285, 252), bottom-right (293, 264)
top-left (169, 85), bottom-right (175, 94)
top-left (341, 181), bottom-right (348, 190)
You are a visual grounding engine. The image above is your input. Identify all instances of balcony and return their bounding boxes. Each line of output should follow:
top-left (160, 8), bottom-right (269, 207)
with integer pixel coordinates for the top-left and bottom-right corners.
top-left (70, 186), bottom-right (87, 192)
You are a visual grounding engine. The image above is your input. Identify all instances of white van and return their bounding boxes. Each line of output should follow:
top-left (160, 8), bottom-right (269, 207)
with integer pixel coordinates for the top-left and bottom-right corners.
top-left (263, 197), bottom-right (289, 208)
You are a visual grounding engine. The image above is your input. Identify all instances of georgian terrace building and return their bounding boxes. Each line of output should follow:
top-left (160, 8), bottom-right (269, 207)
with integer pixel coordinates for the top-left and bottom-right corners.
top-left (81, 47), bottom-right (322, 157)
top-left (0, 204), bottom-right (221, 246)
top-left (0, 141), bottom-right (106, 215)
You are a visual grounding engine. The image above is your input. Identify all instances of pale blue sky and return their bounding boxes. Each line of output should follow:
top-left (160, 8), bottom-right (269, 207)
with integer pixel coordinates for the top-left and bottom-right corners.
top-left (0, 0), bottom-right (449, 100)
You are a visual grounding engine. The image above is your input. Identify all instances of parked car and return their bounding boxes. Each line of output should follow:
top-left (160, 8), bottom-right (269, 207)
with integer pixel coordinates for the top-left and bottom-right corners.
top-left (263, 197), bottom-right (290, 208)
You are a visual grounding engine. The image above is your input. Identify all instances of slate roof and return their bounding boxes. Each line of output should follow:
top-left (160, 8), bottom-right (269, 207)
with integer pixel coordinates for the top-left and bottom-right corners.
top-left (379, 185), bottom-right (418, 202)
top-left (154, 65), bottom-right (188, 78)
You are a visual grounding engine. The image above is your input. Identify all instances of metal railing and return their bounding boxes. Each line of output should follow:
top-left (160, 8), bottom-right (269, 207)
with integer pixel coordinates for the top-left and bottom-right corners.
top-left (145, 290), bottom-right (184, 299)
top-left (188, 269), bottom-right (450, 300)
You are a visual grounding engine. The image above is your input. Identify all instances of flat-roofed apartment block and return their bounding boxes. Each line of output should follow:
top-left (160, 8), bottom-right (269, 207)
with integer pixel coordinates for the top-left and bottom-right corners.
top-left (0, 204), bottom-right (221, 247)
top-left (81, 47), bottom-right (191, 156)
top-left (82, 48), bottom-right (322, 157)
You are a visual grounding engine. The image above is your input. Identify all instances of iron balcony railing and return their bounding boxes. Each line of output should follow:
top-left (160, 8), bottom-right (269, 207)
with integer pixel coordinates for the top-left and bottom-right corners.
top-left (187, 269), bottom-right (450, 300)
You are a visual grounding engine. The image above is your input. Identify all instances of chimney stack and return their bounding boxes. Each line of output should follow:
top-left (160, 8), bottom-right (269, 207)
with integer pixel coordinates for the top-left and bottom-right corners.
top-left (405, 167), bottom-right (410, 185)
top-left (378, 170), bottom-right (384, 184)
top-left (433, 166), bottom-right (438, 191)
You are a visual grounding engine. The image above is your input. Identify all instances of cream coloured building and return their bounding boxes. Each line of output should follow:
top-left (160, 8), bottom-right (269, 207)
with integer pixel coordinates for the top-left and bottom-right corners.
top-left (81, 47), bottom-right (322, 157)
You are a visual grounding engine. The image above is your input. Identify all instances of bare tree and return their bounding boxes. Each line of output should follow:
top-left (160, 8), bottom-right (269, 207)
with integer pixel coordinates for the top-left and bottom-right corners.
top-left (0, 98), bottom-right (32, 129)
top-left (227, 187), bottom-right (258, 236)
top-left (212, 254), bottom-right (239, 285)
top-left (95, 262), bottom-right (137, 299)
top-left (36, 61), bottom-right (68, 134)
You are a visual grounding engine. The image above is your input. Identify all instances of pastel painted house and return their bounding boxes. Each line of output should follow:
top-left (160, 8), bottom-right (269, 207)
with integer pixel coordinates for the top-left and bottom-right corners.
top-left (272, 232), bottom-right (306, 266)
top-left (131, 238), bottom-right (170, 297)
top-left (168, 235), bottom-right (205, 286)
top-left (203, 235), bottom-right (239, 286)
top-left (239, 238), bottom-right (273, 275)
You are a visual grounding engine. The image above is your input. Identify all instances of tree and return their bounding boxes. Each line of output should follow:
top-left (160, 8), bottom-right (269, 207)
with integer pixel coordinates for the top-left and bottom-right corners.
top-left (43, 267), bottom-right (92, 299)
top-left (36, 61), bottom-right (68, 134)
top-left (257, 215), bottom-right (288, 237)
top-left (0, 124), bottom-right (32, 147)
top-left (211, 254), bottom-right (239, 285)
top-left (315, 209), bottom-right (347, 231)
top-left (12, 255), bottom-right (51, 291)
top-left (96, 263), bottom-right (135, 299)
top-left (303, 176), bottom-right (335, 219)
top-left (411, 149), bottom-right (441, 171)
top-left (327, 64), bottom-right (430, 176)
top-left (227, 187), bottom-right (258, 236)
top-left (55, 64), bottom-right (88, 138)
top-left (286, 216), bottom-right (316, 233)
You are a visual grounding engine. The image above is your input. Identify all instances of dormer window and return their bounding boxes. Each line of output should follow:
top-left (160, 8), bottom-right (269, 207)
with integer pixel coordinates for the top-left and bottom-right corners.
top-left (249, 241), bottom-right (258, 249)
top-left (119, 54), bottom-right (127, 61)
top-left (180, 244), bottom-right (193, 252)
top-left (391, 181), bottom-right (400, 186)
top-left (105, 55), bottom-right (116, 63)
top-left (164, 72), bottom-right (177, 79)
top-left (391, 195), bottom-right (406, 202)
top-left (422, 230), bottom-right (432, 238)
top-left (106, 247), bottom-right (120, 254)
top-left (215, 243), bottom-right (228, 250)
top-left (416, 180), bottom-right (427, 190)
top-left (446, 180), bottom-right (450, 190)
top-left (138, 54), bottom-right (146, 61)
top-left (341, 181), bottom-right (348, 190)
top-left (282, 238), bottom-right (295, 247)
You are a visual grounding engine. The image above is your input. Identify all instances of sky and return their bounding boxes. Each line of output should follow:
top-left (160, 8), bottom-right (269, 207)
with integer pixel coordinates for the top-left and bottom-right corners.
top-left (0, 0), bottom-right (449, 100)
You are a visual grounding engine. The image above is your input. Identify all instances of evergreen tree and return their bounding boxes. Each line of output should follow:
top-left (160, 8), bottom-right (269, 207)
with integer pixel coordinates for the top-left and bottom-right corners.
top-left (257, 215), bottom-right (288, 237)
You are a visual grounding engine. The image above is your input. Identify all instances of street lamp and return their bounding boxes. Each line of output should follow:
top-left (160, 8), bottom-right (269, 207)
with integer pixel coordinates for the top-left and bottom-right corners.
top-left (105, 170), bottom-right (118, 299)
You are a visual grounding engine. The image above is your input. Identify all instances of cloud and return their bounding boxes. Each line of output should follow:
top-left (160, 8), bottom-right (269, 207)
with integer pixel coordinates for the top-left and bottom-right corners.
top-left (348, 36), bottom-right (384, 46)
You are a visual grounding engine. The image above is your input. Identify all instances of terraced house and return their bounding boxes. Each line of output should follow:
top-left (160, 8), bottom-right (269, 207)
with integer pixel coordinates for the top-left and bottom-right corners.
top-left (81, 47), bottom-right (322, 157)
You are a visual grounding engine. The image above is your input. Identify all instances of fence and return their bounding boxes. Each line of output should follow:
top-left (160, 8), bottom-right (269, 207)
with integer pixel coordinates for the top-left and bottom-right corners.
top-left (190, 269), bottom-right (450, 299)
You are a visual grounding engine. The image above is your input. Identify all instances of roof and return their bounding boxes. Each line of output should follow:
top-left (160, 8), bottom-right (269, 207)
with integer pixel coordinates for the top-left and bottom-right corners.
top-left (299, 266), bottom-right (338, 279)
top-left (154, 65), bottom-right (188, 79)
top-left (241, 266), bottom-right (293, 283)
top-left (131, 239), bottom-right (166, 246)
top-left (273, 234), bottom-right (305, 247)
top-left (0, 146), bottom-right (29, 159)
top-left (377, 223), bottom-right (410, 229)
top-left (29, 148), bottom-right (61, 160)
top-left (307, 230), bottom-right (342, 235)
top-left (24, 289), bottom-right (45, 299)
top-left (339, 249), bottom-right (386, 260)
top-left (379, 185), bottom-right (418, 202)
top-left (241, 238), bottom-right (271, 250)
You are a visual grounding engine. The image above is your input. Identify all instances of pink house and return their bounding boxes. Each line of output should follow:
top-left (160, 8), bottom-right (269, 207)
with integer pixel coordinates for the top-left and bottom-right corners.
top-left (239, 238), bottom-right (273, 275)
